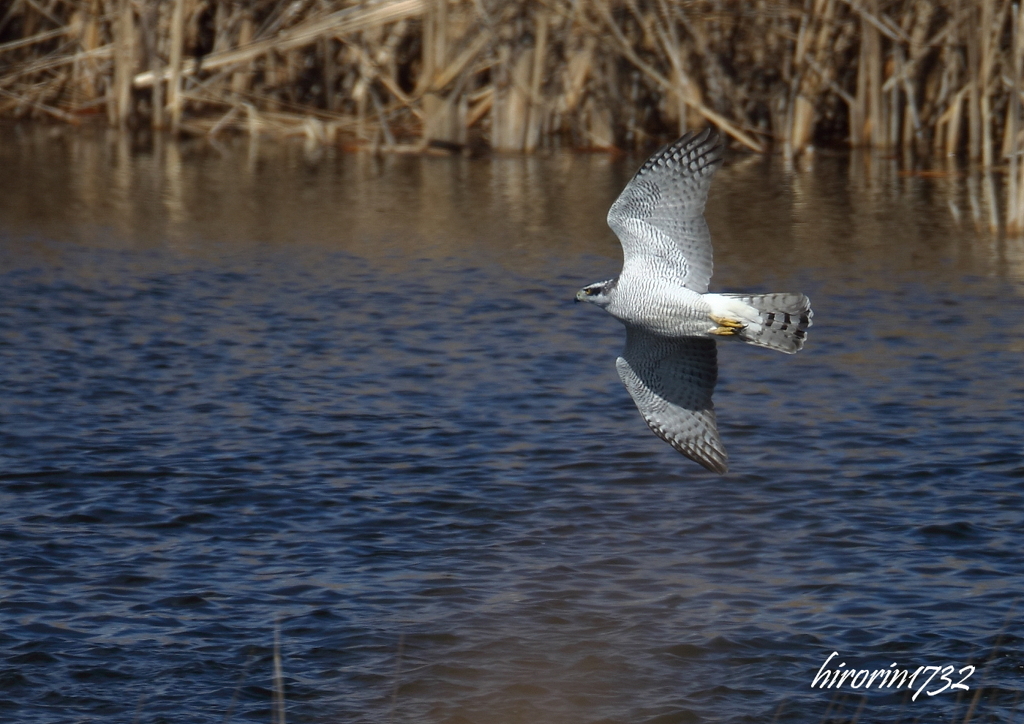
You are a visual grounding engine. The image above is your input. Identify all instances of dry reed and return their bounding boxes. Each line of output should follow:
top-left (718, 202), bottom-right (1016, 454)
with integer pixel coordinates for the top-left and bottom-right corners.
top-left (2, 1), bottom-right (1024, 194)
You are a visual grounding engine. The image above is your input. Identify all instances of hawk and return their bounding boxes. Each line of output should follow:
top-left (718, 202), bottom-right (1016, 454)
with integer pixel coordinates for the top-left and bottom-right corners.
top-left (575, 129), bottom-right (812, 473)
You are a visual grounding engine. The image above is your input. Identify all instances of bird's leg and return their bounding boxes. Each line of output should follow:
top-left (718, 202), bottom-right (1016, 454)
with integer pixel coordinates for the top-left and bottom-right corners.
top-left (709, 315), bottom-right (746, 336)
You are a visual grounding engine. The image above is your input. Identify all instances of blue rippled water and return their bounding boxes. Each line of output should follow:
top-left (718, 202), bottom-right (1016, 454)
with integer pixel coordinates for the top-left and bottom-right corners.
top-left (1, 130), bottom-right (1023, 723)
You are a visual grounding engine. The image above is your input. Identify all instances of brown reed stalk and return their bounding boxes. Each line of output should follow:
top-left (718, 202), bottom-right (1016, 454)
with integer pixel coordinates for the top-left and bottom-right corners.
top-left (146, 3), bottom-right (164, 130)
top-left (272, 620), bottom-right (286, 724)
top-left (524, 8), bottom-right (548, 152)
top-left (112, 0), bottom-right (134, 128)
top-left (167, 0), bottom-right (186, 135)
top-left (1007, 3), bottom-right (1024, 235)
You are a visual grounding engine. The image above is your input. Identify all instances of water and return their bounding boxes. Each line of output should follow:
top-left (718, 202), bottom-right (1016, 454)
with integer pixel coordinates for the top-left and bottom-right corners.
top-left (1, 128), bottom-right (1023, 724)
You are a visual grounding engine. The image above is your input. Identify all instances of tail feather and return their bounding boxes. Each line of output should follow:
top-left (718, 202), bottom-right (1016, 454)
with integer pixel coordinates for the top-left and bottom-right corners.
top-left (722, 292), bottom-right (812, 354)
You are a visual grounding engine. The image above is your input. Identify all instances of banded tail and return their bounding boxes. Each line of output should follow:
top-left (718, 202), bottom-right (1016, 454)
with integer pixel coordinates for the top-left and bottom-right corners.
top-left (721, 292), bottom-right (813, 354)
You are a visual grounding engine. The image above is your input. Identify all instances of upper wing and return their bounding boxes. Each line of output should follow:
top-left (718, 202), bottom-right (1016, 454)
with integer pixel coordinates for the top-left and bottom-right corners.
top-left (607, 129), bottom-right (724, 294)
top-left (615, 325), bottom-right (727, 473)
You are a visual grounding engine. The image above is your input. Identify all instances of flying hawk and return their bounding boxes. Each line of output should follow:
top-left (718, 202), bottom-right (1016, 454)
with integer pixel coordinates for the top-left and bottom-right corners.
top-left (576, 129), bottom-right (812, 473)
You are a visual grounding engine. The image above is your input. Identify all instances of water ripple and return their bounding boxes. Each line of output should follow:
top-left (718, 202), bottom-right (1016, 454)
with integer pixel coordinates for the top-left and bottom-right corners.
top-left (1, 136), bottom-right (1023, 723)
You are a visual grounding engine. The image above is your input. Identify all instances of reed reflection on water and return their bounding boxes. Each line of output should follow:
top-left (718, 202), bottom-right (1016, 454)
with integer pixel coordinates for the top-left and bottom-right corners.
top-left (1, 127), bottom-right (1023, 724)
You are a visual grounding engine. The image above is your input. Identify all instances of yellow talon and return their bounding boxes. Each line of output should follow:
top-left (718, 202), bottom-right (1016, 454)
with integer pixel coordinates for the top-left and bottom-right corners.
top-left (709, 315), bottom-right (746, 335)
top-left (710, 315), bottom-right (745, 329)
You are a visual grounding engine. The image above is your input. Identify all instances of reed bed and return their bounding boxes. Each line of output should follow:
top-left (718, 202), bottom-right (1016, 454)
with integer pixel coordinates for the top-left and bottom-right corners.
top-left (0, 0), bottom-right (1021, 155)
top-left (4, 0), bottom-right (1024, 220)
top-left (7, 0), bottom-right (1024, 226)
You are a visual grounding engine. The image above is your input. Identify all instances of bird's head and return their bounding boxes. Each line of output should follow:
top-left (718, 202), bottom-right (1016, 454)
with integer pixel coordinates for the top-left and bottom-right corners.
top-left (575, 279), bottom-right (616, 307)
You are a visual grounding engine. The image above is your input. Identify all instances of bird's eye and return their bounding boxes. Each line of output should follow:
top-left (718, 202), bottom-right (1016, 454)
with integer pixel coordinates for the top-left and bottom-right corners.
top-left (586, 287), bottom-right (599, 295)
